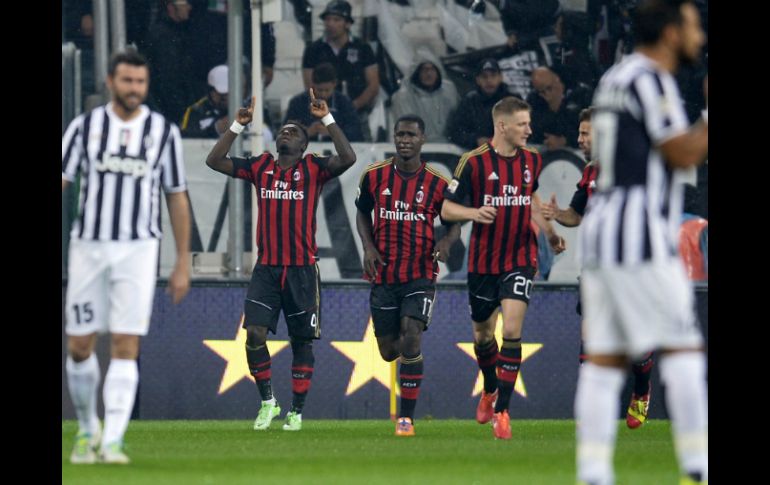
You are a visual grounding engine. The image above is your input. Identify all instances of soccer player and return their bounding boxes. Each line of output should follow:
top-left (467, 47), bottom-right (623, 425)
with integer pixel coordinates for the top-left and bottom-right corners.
top-left (441, 96), bottom-right (566, 440)
top-left (205, 90), bottom-right (356, 431)
top-left (62, 50), bottom-right (192, 464)
top-left (355, 115), bottom-right (461, 436)
top-left (542, 108), bottom-right (655, 430)
top-left (574, 1), bottom-right (708, 483)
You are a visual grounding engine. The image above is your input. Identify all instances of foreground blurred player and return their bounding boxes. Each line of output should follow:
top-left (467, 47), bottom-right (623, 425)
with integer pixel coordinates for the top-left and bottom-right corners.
top-left (574, 1), bottom-right (708, 483)
top-left (441, 97), bottom-right (565, 440)
top-left (355, 115), bottom-right (460, 436)
top-left (206, 90), bottom-right (356, 431)
top-left (62, 50), bottom-right (191, 464)
top-left (542, 108), bottom-right (655, 430)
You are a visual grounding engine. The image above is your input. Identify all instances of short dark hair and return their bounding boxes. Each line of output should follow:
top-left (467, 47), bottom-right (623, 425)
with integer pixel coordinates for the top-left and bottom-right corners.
top-left (633, 0), bottom-right (689, 46)
top-left (578, 107), bottom-right (593, 123)
top-left (492, 96), bottom-right (530, 120)
top-left (282, 120), bottom-right (309, 143)
top-left (108, 49), bottom-right (148, 76)
top-left (312, 63), bottom-right (338, 84)
top-left (394, 115), bottom-right (425, 134)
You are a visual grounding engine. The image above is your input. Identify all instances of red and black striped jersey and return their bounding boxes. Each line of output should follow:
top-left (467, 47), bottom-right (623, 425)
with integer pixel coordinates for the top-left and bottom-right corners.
top-left (356, 159), bottom-right (450, 284)
top-left (568, 162), bottom-right (599, 216)
top-left (232, 152), bottom-right (332, 266)
top-left (445, 143), bottom-right (542, 274)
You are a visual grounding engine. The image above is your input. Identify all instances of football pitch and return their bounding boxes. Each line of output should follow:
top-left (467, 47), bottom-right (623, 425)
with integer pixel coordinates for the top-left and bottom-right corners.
top-left (62, 419), bottom-right (679, 484)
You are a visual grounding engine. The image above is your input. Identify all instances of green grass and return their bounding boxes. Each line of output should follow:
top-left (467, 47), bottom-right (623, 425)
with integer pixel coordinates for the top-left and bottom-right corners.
top-left (62, 419), bottom-right (679, 484)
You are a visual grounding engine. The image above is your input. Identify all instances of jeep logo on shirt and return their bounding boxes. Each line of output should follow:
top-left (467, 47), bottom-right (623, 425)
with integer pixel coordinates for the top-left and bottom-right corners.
top-left (94, 155), bottom-right (149, 177)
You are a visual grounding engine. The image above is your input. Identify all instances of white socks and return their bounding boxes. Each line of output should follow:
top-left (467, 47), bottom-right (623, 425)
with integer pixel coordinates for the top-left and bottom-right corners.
top-left (101, 359), bottom-right (139, 447)
top-left (575, 363), bottom-right (626, 485)
top-left (660, 352), bottom-right (708, 481)
top-left (66, 354), bottom-right (101, 436)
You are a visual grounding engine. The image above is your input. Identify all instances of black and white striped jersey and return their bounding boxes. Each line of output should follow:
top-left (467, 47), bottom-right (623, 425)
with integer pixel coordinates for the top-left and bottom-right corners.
top-left (62, 103), bottom-right (187, 241)
top-left (579, 53), bottom-right (693, 267)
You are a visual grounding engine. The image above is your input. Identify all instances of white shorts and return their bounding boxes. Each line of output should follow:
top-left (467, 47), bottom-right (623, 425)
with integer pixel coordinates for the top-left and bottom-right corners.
top-left (65, 239), bottom-right (159, 337)
top-left (580, 259), bottom-right (704, 358)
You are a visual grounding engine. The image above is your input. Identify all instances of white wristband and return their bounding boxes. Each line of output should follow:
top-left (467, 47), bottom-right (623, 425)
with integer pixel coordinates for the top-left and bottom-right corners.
top-left (321, 113), bottom-right (336, 126)
top-left (701, 109), bottom-right (708, 123)
top-left (229, 121), bottom-right (245, 134)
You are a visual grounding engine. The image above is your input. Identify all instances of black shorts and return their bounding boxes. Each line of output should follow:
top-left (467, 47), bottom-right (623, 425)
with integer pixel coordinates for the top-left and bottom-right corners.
top-left (468, 267), bottom-right (536, 322)
top-left (243, 264), bottom-right (321, 340)
top-left (370, 279), bottom-right (436, 338)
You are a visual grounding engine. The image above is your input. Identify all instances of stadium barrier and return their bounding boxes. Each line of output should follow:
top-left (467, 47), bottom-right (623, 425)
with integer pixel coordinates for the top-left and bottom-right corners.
top-left (62, 281), bottom-right (707, 420)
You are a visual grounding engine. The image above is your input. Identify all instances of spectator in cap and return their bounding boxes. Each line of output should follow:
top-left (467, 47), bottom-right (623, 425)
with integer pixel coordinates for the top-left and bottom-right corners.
top-left (301, 0), bottom-right (379, 139)
top-left (446, 58), bottom-right (518, 150)
top-left (181, 64), bottom-right (271, 140)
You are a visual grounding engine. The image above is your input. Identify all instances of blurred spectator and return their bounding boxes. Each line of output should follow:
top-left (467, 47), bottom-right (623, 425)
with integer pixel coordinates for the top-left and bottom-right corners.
top-left (446, 59), bottom-right (516, 150)
top-left (541, 11), bottom-right (600, 89)
top-left (62, 0), bottom-right (96, 95)
top-left (188, 0), bottom-right (276, 90)
top-left (181, 64), bottom-right (274, 142)
top-left (180, 65), bottom-right (232, 138)
top-left (284, 63), bottom-right (363, 141)
top-left (526, 66), bottom-right (591, 148)
top-left (542, 119), bottom-right (569, 152)
top-left (491, 0), bottom-right (561, 49)
top-left (143, 0), bottom-right (197, 122)
top-left (302, 0), bottom-right (379, 139)
top-left (390, 51), bottom-right (459, 143)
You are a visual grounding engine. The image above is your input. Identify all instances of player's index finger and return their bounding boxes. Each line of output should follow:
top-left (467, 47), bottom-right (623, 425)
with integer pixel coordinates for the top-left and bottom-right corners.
top-left (250, 96), bottom-right (256, 110)
top-left (309, 88), bottom-right (316, 102)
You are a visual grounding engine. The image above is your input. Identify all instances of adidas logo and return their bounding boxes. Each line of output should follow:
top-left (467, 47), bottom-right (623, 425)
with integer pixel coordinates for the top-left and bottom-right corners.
top-left (382, 188), bottom-right (392, 195)
top-left (488, 172), bottom-right (499, 180)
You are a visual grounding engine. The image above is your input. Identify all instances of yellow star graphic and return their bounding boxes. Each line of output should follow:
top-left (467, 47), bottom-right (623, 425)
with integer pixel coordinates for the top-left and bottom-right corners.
top-left (456, 314), bottom-right (543, 398)
top-left (331, 318), bottom-right (396, 396)
top-left (203, 317), bottom-right (289, 395)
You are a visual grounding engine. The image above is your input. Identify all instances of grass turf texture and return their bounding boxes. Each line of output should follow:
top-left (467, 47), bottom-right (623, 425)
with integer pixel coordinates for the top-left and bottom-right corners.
top-left (63, 419), bottom-right (679, 484)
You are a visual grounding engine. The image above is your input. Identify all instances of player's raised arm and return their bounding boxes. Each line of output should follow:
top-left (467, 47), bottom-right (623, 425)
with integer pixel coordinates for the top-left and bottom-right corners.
top-left (309, 88), bottom-right (356, 176)
top-left (206, 96), bottom-right (256, 176)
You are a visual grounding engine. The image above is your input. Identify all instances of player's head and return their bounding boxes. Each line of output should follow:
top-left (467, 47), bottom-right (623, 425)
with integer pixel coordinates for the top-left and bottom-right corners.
top-left (578, 107), bottom-right (593, 160)
top-left (633, 0), bottom-right (705, 66)
top-left (276, 120), bottom-right (309, 156)
top-left (393, 115), bottom-right (426, 160)
top-left (107, 50), bottom-right (149, 114)
top-left (492, 97), bottom-right (532, 149)
top-left (311, 63), bottom-right (338, 102)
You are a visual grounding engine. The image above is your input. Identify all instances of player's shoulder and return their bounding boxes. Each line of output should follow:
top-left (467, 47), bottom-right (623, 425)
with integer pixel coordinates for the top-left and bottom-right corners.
top-left (424, 163), bottom-right (450, 184)
top-left (460, 144), bottom-right (490, 163)
top-left (358, 158), bottom-right (393, 184)
top-left (455, 144), bottom-right (489, 172)
top-left (521, 145), bottom-right (540, 155)
top-left (247, 151), bottom-right (273, 165)
top-left (306, 152), bottom-right (330, 164)
top-left (367, 158), bottom-right (393, 173)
